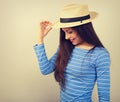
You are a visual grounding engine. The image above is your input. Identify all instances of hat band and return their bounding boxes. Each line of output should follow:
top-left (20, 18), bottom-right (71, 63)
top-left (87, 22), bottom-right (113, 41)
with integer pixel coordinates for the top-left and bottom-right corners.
top-left (60, 14), bottom-right (90, 23)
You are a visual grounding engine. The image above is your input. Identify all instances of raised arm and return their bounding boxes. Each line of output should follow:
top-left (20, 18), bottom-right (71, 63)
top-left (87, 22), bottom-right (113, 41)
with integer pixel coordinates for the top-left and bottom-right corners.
top-left (34, 44), bottom-right (58, 75)
top-left (34, 21), bottom-right (58, 75)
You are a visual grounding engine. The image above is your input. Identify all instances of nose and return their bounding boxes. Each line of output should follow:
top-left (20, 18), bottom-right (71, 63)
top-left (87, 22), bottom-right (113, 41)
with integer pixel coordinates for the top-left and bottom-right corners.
top-left (65, 33), bottom-right (70, 40)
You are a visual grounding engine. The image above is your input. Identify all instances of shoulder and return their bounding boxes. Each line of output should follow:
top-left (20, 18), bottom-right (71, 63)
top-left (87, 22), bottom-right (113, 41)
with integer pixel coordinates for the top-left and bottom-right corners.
top-left (93, 47), bottom-right (110, 56)
top-left (93, 47), bottom-right (111, 64)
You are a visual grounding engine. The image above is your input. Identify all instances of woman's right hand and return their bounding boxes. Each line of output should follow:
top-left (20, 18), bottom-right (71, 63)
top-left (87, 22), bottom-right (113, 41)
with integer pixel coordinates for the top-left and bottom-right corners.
top-left (38, 21), bottom-right (53, 44)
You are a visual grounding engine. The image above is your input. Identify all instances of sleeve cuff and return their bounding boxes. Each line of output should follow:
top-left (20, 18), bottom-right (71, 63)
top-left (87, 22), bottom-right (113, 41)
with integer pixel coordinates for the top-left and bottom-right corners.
top-left (33, 43), bottom-right (44, 48)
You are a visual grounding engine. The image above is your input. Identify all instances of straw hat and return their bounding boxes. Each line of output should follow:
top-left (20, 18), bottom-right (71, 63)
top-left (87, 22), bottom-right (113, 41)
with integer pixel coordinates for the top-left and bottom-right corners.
top-left (52, 4), bottom-right (98, 28)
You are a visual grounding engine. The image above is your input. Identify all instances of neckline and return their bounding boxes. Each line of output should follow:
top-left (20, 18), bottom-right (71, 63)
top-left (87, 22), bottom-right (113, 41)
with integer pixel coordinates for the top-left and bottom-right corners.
top-left (74, 46), bottom-right (90, 52)
top-left (76, 44), bottom-right (96, 49)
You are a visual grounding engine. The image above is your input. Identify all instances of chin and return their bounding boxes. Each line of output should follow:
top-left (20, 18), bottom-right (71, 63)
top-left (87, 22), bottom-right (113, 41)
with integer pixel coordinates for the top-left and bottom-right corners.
top-left (72, 43), bottom-right (78, 46)
top-left (71, 40), bottom-right (81, 45)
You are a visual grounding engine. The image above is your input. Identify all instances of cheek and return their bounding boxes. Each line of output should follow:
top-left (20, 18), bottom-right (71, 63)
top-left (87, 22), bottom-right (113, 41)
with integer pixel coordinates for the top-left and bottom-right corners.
top-left (76, 38), bottom-right (82, 42)
top-left (77, 37), bottom-right (84, 44)
top-left (75, 35), bottom-right (82, 41)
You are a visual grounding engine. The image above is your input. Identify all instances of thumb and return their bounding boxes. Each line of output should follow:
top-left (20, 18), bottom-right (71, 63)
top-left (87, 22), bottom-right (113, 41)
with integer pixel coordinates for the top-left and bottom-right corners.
top-left (45, 25), bottom-right (52, 34)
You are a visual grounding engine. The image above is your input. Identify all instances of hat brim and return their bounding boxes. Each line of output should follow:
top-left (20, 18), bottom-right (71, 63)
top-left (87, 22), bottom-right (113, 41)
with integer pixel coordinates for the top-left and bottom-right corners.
top-left (52, 11), bottom-right (98, 28)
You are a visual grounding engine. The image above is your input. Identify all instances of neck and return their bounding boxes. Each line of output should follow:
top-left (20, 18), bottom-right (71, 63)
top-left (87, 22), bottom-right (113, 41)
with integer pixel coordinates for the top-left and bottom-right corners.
top-left (76, 42), bottom-right (94, 50)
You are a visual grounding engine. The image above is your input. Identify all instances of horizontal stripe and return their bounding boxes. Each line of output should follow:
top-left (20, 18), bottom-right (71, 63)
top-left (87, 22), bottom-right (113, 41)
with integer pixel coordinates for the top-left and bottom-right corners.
top-left (34, 44), bottom-right (110, 102)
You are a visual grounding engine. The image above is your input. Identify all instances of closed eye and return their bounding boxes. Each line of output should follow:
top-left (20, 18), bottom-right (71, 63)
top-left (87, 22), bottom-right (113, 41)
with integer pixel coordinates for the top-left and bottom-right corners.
top-left (68, 31), bottom-right (73, 34)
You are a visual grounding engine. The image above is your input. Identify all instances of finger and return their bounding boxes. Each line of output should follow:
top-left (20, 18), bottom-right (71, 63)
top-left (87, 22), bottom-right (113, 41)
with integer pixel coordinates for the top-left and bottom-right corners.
top-left (45, 27), bottom-right (52, 34)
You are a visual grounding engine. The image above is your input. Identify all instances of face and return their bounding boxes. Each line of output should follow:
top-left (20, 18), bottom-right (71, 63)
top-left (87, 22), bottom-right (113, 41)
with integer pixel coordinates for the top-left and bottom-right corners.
top-left (62, 27), bottom-right (84, 46)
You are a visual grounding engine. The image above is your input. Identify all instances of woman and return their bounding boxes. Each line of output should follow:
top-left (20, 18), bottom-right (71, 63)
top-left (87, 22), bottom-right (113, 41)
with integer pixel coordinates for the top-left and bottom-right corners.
top-left (34, 4), bottom-right (110, 102)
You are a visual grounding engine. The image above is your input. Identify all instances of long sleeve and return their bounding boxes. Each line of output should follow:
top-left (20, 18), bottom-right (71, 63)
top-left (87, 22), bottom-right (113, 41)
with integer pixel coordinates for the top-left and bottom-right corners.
top-left (33, 44), bottom-right (58, 75)
top-left (95, 50), bottom-right (111, 102)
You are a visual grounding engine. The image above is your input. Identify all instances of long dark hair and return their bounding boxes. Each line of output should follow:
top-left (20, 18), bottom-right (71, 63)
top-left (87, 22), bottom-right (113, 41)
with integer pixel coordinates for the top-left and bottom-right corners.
top-left (54, 22), bottom-right (104, 87)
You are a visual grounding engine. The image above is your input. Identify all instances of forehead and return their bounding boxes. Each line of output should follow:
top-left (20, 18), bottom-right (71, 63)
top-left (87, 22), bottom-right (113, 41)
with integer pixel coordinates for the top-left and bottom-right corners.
top-left (62, 27), bottom-right (73, 32)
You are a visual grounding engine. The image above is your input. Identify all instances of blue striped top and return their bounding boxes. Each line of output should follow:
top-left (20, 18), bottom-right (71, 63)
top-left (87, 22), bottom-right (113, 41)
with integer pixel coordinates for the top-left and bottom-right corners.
top-left (34, 44), bottom-right (110, 102)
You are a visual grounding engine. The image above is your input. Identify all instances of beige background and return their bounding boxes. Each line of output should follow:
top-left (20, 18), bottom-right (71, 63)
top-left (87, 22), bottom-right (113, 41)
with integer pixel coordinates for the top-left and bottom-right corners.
top-left (0, 0), bottom-right (120, 102)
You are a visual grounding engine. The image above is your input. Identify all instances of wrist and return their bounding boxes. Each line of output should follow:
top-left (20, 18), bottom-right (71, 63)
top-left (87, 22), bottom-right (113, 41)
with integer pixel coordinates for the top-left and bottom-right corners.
top-left (38, 38), bottom-right (44, 44)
